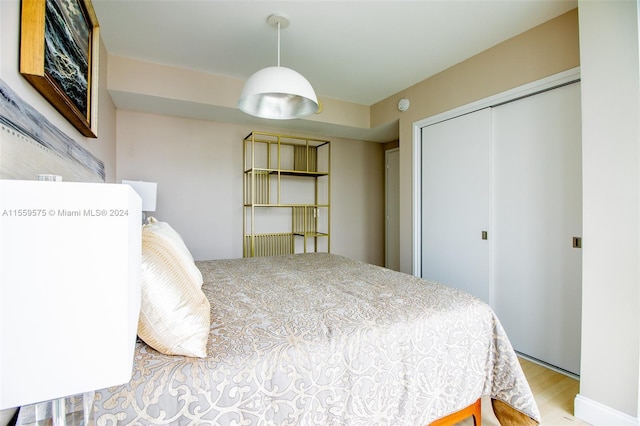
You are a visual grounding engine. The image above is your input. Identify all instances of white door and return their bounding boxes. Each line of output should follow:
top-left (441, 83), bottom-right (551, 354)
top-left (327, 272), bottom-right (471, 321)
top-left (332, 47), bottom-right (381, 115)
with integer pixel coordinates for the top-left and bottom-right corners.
top-left (385, 148), bottom-right (400, 271)
top-left (421, 108), bottom-right (492, 303)
top-left (492, 83), bottom-right (582, 375)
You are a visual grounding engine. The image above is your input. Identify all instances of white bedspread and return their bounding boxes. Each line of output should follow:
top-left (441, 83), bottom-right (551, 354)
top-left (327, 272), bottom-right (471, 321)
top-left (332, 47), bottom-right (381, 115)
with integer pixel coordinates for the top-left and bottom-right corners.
top-left (94, 253), bottom-right (540, 425)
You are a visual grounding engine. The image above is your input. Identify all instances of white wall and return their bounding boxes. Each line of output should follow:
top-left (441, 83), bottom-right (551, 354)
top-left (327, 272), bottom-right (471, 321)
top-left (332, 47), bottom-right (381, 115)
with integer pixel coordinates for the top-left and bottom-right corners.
top-left (115, 110), bottom-right (385, 264)
top-left (575, 1), bottom-right (640, 423)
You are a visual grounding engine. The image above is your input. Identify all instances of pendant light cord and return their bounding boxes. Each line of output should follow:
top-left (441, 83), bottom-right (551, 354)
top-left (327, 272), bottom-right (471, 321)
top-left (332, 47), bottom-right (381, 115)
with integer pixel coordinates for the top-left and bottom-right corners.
top-left (277, 21), bottom-right (281, 67)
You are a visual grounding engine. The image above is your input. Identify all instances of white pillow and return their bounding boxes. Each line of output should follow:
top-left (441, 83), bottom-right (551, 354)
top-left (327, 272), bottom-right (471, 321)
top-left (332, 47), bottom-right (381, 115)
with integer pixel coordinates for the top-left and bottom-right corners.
top-left (143, 217), bottom-right (203, 288)
top-left (137, 219), bottom-right (210, 358)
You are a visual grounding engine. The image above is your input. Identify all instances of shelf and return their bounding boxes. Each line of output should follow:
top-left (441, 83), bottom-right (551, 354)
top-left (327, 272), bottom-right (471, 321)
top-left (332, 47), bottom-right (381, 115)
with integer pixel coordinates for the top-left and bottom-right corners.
top-left (244, 203), bottom-right (330, 208)
top-left (293, 232), bottom-right (329, 238)
top-left (244, 168), bottom-right (329, 178)
top-left (243, 131), bottom-right (330, 257)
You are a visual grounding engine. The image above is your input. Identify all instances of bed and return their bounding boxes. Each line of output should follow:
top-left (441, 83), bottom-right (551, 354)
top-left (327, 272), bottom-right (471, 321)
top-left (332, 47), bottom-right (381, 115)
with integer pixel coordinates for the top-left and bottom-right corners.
top-left (92, 222), bottom-right (540, 426)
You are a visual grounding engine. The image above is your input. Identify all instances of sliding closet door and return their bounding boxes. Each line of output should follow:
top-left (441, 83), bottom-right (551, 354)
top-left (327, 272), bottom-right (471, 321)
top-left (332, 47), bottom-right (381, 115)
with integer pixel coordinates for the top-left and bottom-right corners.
top-left (492, 83), bottom-right (582, 375)
top-left (421, 108), bottom-right (491, 303)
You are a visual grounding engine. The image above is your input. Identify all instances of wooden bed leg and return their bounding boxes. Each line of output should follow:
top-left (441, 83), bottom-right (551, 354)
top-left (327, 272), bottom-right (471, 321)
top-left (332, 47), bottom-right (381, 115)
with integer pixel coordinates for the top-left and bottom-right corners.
top-left (429, 398), bottom-right (481, 426)
top-left (491, 399), bottom-right (538, 426)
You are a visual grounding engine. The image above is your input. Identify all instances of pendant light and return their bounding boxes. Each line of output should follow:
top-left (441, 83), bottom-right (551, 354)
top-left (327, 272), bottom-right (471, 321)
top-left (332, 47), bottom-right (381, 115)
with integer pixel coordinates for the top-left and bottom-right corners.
top-left (238, 14), bottom-right (319, 120)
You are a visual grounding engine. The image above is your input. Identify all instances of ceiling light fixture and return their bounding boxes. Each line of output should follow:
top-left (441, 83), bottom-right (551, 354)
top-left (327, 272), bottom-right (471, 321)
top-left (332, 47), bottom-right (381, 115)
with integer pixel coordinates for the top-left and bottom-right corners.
top-left (238, 14), bottom-right (318, 120)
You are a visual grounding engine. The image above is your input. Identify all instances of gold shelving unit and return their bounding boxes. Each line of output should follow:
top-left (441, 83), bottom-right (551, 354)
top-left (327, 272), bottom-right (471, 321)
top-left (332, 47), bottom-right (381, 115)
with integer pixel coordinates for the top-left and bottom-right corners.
top-left (243, 131), bottom-right (330, 257)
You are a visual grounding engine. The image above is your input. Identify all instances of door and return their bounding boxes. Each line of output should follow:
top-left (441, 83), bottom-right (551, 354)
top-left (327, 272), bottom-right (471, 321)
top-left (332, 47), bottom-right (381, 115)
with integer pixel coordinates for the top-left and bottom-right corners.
top-left (492, 82), bottom-right (582, 375)
top-left (421, 108), bottom-right (492, 303)
top-left (385, 148), bottom-right (400, 271)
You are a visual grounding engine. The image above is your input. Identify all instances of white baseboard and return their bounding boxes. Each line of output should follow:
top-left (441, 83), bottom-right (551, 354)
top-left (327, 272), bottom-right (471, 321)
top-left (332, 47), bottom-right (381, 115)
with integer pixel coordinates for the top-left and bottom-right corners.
top-left (575, 394), bottom-right (639, 425)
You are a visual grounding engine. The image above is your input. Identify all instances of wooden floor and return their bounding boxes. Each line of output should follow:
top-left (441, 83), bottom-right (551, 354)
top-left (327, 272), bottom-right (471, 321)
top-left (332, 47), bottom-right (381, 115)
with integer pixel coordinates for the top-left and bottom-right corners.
top-left (457, 358), bottom-right (590, 425)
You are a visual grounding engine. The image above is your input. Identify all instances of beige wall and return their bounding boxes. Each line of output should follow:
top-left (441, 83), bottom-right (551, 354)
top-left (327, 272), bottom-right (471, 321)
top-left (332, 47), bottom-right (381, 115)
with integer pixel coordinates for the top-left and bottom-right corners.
top-left (370, 9), bottom-right (580, 273)
top-left (108, 10), bottom-right (579, 270)
top-left (115, 110), bottom-right (385, 263)
top-left (0, 0), bottom-right (117, 182)
top-left (107, 55), bottom-right (371, 133)
top-left (0, 0), bottom-right (384, 267)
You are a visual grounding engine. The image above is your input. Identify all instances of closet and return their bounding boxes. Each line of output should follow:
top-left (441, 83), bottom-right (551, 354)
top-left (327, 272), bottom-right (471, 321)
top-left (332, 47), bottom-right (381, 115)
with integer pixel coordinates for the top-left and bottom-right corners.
top-left (421, 81), bottom-right (582, 375)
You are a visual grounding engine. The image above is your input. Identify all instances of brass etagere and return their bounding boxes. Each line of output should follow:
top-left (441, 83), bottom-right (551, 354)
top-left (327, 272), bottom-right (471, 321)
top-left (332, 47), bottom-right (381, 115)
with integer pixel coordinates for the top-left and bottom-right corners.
top-left (243, 131), bottom-right (330, 257)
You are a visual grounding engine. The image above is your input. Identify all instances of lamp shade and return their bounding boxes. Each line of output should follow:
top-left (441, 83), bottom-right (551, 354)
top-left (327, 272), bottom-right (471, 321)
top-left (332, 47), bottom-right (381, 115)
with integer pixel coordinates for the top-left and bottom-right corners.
top-left (0, 180), bottom-right (142, 409)
top-left (122, 180), bottom-right (157, 211)
top-left (238, 66), bottom-right (319, 119)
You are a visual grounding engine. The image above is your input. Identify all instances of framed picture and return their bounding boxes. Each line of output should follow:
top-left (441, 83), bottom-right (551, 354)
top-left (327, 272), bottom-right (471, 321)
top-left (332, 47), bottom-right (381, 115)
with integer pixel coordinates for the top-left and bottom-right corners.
top-left (20, 0), bottom-right (100, 138)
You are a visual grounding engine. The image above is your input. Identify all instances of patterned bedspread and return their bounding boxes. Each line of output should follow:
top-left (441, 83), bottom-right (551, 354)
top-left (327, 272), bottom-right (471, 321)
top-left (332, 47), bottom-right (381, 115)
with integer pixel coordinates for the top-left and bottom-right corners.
top-left (94, 253), bottom-right (540, 425)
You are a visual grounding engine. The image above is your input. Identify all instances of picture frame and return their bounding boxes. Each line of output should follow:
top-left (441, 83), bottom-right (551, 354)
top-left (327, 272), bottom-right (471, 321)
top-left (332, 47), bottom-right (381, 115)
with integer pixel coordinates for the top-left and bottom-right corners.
top-left (20, 0), bottom-right (100, 138)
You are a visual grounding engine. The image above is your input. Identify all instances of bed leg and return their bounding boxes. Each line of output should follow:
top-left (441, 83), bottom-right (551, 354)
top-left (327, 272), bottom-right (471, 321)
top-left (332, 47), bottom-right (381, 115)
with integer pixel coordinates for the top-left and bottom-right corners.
top-left (429, 398), bottom-right (481, 426)
top-left (472, 398), bottom-right (481, 426)
top-left (491, 399), bottom-right (538, 425)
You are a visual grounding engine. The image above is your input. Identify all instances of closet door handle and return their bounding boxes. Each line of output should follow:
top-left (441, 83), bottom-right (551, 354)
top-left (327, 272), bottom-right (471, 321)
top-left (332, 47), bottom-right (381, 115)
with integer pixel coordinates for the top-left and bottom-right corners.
top-left (481, 231), bottom-right (488, 240)
top-left (572, 237), bottom-right (582, 248)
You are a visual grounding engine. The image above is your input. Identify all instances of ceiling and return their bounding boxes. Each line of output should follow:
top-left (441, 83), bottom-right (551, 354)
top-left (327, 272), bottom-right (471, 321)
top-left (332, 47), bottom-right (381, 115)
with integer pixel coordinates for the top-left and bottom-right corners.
top-left (92, 0), bottom-right (577, 140)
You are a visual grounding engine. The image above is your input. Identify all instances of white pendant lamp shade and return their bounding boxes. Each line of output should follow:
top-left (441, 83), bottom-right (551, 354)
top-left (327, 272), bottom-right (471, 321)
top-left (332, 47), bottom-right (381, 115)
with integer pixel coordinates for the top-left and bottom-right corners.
top-left (238, 66), bottom-right (318, 119)
top-left (238, 14), bottom-right (318, 120)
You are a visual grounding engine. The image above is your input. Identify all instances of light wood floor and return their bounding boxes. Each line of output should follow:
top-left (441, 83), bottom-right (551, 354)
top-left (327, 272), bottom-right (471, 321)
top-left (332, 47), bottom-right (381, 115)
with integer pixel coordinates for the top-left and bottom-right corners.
top-left (457, 358), bottom-right (590, 425)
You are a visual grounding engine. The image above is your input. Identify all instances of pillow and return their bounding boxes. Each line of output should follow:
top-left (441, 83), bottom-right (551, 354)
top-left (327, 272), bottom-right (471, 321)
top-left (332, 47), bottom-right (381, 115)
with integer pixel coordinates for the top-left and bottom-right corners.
top-left (143, 217), bottom-right (203, 288)
top-left (137, 218), bottom-right (210, 358)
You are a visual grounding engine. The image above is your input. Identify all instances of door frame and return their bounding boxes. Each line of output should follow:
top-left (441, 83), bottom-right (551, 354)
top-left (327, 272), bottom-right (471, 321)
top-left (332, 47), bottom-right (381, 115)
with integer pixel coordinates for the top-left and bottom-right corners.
top-left (385, 147), bottom-right (400, 270)
top-left (410, 67), bottom-right (581, 277)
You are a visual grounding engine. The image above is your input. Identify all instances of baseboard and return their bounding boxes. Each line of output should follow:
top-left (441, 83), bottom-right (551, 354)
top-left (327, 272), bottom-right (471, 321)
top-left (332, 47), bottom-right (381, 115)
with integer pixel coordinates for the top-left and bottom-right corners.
top-left (575, 394), bottom-right (639, 425)
top-left (516, 351), bottom-right (579, 380)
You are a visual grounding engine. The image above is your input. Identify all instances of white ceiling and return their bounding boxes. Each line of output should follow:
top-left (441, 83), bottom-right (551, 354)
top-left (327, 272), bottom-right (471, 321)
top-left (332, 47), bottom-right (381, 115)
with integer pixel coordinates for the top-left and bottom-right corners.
top-left (92, 0), bottom-right (577, 138)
